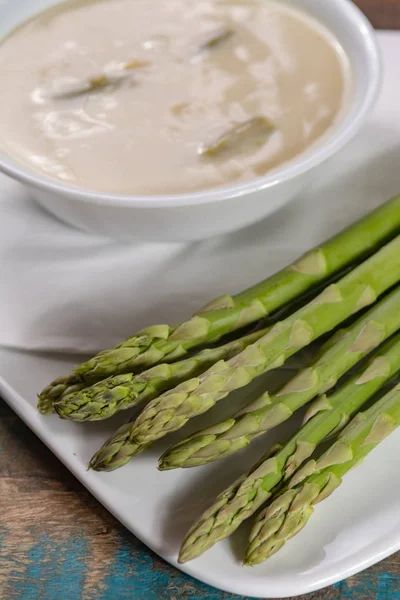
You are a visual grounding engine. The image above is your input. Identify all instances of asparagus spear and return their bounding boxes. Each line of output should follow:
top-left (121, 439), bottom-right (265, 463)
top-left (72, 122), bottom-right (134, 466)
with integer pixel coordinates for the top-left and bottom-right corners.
top-left (245, 380), bottom-right (400, 566)
top-left (88, 421), bottom-right (144, 471)
top-left (122, 236), bottom-right (400, 448)
top-left (177, 333), bottom-right (400, 563)
top-left (54, 328), bottom-right (268, 422)
top-left (160, 287), bottom-right (400, 469)
top-left (199, 117), bottom-right (274, 158)
top-left (38, 195), bottom-right (400, 406)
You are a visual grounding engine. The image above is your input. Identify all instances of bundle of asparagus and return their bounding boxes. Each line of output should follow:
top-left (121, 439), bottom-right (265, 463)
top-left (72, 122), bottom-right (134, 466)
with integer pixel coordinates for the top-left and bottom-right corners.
top-left (159, 286), bottom-right (400, 470)
top-left (37, 194), bottom-right (400, 567)
top-left (245, 378), bottom-right (400, 566)
top-left (178, 332), bottom-right (400, 563)
top-left (91, 285), bottom-right (400, 471)
top-left (39, 194), bottom-right (400, 410)
top-left (50, 278), bottom-right (340, 421)
top-left (54, 327), bottom-right (269, 422)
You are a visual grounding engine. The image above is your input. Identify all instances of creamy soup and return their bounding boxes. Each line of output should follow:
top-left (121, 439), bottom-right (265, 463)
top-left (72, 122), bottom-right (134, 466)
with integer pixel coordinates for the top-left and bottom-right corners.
top-left (0, 0), bottom-right (350, 195)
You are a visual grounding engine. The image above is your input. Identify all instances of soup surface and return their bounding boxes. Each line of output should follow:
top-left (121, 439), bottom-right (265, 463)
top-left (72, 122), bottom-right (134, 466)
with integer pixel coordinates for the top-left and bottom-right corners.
top-left (0, 0), bottom-right (350, 195)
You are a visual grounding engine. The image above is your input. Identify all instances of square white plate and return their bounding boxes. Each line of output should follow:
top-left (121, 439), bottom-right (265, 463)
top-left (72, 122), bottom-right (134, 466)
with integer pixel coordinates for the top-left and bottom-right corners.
top-left (2, 32), bottom-right (400, 598)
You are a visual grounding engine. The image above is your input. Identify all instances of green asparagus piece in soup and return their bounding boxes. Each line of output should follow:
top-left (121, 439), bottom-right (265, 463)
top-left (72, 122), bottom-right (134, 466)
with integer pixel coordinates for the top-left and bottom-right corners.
top-left (199, 26), bottom-right (234, 51)
top-left (200, 117), bottom-right (275, 158)
top-left (45, 58), bottom-right (151, 99)
top-left (0, 0), bottom-right (350, 194)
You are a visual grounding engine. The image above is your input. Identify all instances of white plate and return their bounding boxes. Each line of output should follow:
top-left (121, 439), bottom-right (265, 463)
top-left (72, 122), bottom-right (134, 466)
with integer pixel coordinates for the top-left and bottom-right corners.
top-left (2, 32), bottom-right (400, 598)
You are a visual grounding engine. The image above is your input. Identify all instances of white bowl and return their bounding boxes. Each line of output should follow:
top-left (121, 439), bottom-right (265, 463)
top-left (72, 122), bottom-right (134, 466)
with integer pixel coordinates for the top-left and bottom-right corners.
top-left (0, 0), bottom-right (380, 242)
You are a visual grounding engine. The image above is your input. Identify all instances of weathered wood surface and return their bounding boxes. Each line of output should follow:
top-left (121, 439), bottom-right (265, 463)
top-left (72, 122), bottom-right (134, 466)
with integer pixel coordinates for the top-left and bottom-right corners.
top-left (353, 0), bottom-right (400, 29)
top-left (1, 401), bottom-right (399, 600)
top-left (2, 2), bottom-right (400, 598)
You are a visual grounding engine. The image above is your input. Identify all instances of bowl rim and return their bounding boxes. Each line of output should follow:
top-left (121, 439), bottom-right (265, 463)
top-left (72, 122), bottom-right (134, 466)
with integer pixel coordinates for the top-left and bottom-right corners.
top-left (0, 0), bottom-right (381, 209)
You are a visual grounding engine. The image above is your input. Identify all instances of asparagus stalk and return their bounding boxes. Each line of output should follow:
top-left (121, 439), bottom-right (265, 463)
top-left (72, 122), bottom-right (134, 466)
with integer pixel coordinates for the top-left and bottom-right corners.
top-left (177, 333), bottom-right (400, 563)
top-left (38, 195), bottom-right (400, 405)
top-left (160, 287), bottom-right (400, 469)
top-left (54, 328), bottom-right (268, 422)
top-left (121, 236), bottom-right (400, 448)
top-left (245, 379), bottom-right (400, 566)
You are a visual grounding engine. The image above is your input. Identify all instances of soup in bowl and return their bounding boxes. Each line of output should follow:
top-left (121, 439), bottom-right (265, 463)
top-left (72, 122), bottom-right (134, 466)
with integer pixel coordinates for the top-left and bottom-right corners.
top-left (0, 0), bottom-right (380, 241)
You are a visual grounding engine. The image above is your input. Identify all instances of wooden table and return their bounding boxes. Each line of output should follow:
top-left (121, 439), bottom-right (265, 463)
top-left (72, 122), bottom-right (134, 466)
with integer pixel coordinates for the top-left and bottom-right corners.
top-left (1, 2), bottom-right (400, 599)
top-left (353, 0), bottom-right (400, 29)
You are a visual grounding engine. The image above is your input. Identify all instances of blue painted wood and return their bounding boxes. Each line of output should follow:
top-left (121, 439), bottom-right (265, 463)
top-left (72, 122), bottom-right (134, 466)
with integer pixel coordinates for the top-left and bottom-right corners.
top-left (1, 388), bottom-right (400, 600)
top-left (2, 521), bottom-right (400, 599)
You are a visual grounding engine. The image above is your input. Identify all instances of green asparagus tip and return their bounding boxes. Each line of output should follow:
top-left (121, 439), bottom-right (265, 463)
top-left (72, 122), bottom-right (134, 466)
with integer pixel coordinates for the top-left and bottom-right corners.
top-left (178, 550), bottom-right (191, 564)
top-left (244, 540), bottom-right (284, 565)
top-left (86, 456), bottom-right (115, 472)
top-left (157, 462), bottom-right (172, 472)
top-left (87, 457), bottom-right (96, 471)
top-left (87, 457), bottom-right (109, 472)
top-left (37, 394), bottom-right (56, 415)
top-left (87, 451), bottom-right (109, 471)
top-left (88, 461), bottom-right (108, 472)
top-left (243, 558), bottom-right (260, 567)
top-left (244, 551), bottom-right (266, 566)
